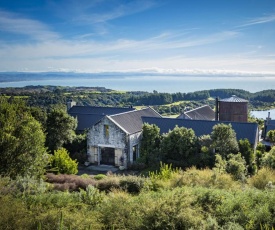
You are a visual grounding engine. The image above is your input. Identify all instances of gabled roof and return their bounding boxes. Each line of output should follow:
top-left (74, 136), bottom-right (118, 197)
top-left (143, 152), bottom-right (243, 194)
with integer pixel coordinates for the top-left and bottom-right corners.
top-left (142, 117), bottom-right (258, 145)
top-left (109, 107), bottom-right (162, 134)
top-left (68, 106), bottom-right (135, 131)
top-left (71, 114), bottom-right (105, 131)
top-left (68, 106), bottom-right (134, 115)
top-left (178, 105), bottom-right (215, 120)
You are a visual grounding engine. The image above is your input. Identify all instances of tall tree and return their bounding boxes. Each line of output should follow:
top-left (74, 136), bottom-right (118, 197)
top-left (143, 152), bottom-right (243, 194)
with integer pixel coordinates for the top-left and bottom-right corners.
top-left (211, 123), bottom-right (239, 158)
top-left (45, 109), bottom-right (77, 152)
top-left (140, 123), bottom-right (161, 165)
top-left (238, 138), bottom-right (256, 174)
top-left (0, 97), bottom-right (48, 178)
top-left (161, 126), bottom-right (198, 167)
top-left (267, 130), bottom-right (275, 146)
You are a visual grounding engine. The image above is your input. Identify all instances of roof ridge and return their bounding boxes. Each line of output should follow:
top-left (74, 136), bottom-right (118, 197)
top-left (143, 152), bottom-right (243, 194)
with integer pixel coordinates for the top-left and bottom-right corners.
top-left (109, 106), bottom-right (150, 117)
top-left (185, 105), bottom-right (211, 114)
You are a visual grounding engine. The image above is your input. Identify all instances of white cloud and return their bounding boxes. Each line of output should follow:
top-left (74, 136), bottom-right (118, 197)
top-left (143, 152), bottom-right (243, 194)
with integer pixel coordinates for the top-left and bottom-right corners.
top-left (0, 10), bottom-right (59, 41)
top-left (238, 13), bottom-right (275, 27)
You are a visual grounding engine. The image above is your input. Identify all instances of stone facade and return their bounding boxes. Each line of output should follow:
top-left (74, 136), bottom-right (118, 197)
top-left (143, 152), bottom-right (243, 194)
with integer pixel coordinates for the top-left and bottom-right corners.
top-left (87, 116), bottom-right (141, 168)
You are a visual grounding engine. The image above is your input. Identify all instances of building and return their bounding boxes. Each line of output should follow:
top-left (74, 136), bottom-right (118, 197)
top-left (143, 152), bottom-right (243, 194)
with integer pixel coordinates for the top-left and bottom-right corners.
top-left (262, 112), bottom-right (275, 140)
top-left (177, 105), bottom-right (215, 120)
top-left (216, 95), bottom-right (248, 122)
top-left (68, 105), bottom-right (135, 132)
top-left (86, 107), bottom-right (162, 168)
top-left (142, 116), bottom-right (259, 149)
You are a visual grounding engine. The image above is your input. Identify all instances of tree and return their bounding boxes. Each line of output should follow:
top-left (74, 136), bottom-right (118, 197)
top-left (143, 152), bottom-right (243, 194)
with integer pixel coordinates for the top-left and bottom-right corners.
top-left (0, 97), bottom-right (48, 178)
top-left (238, 138), bottom-right (256, 175)
top-left (261, 146), bottom-right (275, 169)
top-left (197, 135), bottom-right (215, 168)
top-left (45, 109), bottom-right (77, 152)
top-left (267, 130), bottom-right (275, 145)
top-left (161, 126), bottom-right (198, 167)
top-left (50, 148), bottom-right (78, 174)
top-left (140, 123), bottom-right (161, 165)
top-left (210, 123), bottom-right (239, 158)
top-left (226, 153), bottom-right (247, 181)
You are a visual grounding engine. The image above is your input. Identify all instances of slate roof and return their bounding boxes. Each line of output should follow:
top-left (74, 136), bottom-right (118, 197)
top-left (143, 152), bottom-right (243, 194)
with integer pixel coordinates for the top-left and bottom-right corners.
top-left (109, 107), bottom-right (162, 134)
top-left (219, 95), bottom-right (248, 103)
top-left (68, 106), bottom-right (135, 131)
top-left (177, 105), bottom-right (215, 120)
top-left (71, 114), bottom-right (105, 131)
top-left (68, 106), bottom-right (134, 115)
top-left (142, 117), bottom-right (258, 145)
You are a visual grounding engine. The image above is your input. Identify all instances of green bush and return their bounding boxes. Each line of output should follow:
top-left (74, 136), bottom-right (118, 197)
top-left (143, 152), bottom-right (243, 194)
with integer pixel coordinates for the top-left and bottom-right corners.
top-left (262, 147), bottom-right (275, 169)
top-left (49, 148), bottom-right (78, 174)
top-left (226, 153), bottom-right (247, 181)
top-left (93, 174), bottom-right (107, 180)
top-left (0, 195), bottom-right (35, 229)
top-left (79, 185), bottom-right (103, 206)
top-left (248, 167), bottom-right (275, 190)
top-left (171, 167), bottom-right (240, 190)
top-left (96, 175), bottom-right (120, 192)
top-left (119, 175), bottom-right (146, 194)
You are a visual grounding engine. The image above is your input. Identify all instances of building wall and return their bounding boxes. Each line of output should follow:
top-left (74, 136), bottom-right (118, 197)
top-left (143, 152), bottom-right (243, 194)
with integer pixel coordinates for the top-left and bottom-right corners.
top-left (87, 116), bottom-right (142, 168)
top-left (219, 102), bottom-right (248, 122)
top-left (87, 117), bottom-right (127, 167)
top-left (128, 132), bottom-right (142, 163)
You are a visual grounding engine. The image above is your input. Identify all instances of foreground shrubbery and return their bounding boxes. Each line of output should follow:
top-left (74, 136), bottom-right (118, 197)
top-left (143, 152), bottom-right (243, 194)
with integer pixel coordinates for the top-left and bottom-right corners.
top-left (1, 166), bottom-right (275, 229)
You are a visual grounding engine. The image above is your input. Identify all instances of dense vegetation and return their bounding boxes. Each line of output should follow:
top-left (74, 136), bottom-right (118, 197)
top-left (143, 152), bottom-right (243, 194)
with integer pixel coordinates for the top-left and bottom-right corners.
top-left (1, 164), bottom-right (275, 229)
top-left (1, 86), bottom-right (275, 229)
top-left (1, 86), bottom-right (275, 117)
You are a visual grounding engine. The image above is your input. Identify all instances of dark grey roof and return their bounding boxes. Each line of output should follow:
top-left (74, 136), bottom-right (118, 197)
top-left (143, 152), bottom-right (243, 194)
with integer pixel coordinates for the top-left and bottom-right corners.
top-left (142, 117), bottom-right (258, 145)
top-left (178, 105), bottom-right (215, 120)
top-left (68, 106), bottom-right (134, 115)
top-left (109, 107), bottom-right (162, 134)
top-left (220, 95), bottom-right (248, 103)
top-left (68, 106), bottom-right (135, 131)
top-left (71, 114), bottom-right (105, 131)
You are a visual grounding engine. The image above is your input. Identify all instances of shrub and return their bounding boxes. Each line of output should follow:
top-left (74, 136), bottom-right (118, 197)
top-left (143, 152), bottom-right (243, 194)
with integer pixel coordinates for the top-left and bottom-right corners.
top-left (79, 185), bottom-right (103, 206)
top-left (261, 147), bottom-right (275, 169)
top-left (49, 148), bottom-right (78, 174)
top-left (0, 195), bottom-right (34, 229)
top-left (96, 175), bottom-right (120, 192)
top-left (140, 187), bottom-right (206, 229)
top-left (226, 153), bottom-right (247, 181)
top-left (248, 167), bottom-right (275, 190)
top-left (170, 167), bottom-right (240, 190)
top-left (99, 190), bottom-right (142, 229)
top-left (46, 173), bottom-right (95, 191)
top-left (215, 189), bottom-right (275, 229)
top-left (119, 175), bottom-right (146, 194)
top-left (93, 174), bottom-right (107, 180)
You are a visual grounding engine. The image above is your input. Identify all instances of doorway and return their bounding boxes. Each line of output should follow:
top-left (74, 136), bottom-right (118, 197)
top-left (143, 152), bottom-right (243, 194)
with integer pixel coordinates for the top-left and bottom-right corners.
top-left (101, 147), bottom-right (115, 165)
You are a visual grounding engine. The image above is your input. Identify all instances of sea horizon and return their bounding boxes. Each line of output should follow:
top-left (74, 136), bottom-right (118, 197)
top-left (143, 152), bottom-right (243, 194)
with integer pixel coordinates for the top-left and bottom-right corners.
top-left (1, 72), bottom-right (275, 93)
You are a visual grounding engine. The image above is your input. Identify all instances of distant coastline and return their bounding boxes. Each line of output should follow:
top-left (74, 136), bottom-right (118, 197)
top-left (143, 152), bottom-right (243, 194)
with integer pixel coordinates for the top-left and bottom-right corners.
top-left (1, 72), bottom-right (275, 93)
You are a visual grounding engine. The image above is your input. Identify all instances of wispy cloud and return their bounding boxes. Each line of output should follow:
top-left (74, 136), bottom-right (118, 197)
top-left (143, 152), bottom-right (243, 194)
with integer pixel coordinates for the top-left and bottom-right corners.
top-left (0, 9), bottom-right (59, 41)
top-left (54, 0), bottom-right (158, 25)
top-left (238, 13), bottom-right (275, 27)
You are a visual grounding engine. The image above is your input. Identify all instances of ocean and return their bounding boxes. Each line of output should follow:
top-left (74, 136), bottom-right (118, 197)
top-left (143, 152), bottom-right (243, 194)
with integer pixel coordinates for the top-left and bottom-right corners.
top-left (1, 74), bottom-right (275, 93)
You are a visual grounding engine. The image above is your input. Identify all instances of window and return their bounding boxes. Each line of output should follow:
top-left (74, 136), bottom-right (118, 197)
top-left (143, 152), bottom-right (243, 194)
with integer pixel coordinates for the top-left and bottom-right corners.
top-left (104, 125), bottom-right (109, 138)
top-left (133, 144), bottom-right (139, 161)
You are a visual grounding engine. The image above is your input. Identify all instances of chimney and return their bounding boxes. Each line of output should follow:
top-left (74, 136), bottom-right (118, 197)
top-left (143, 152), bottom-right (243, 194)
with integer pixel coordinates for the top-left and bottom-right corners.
top-left (266, 112), bottom-right (271, 124)
top-left (215, 97), bottom-right (219, 121)
top-left (67, 100), bottom-right (76, 111)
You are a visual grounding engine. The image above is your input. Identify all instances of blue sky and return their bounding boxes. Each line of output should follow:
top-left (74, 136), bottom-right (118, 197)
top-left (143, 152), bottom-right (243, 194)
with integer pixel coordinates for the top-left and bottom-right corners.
top-left (0, 0), bottom-right (275, 76)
